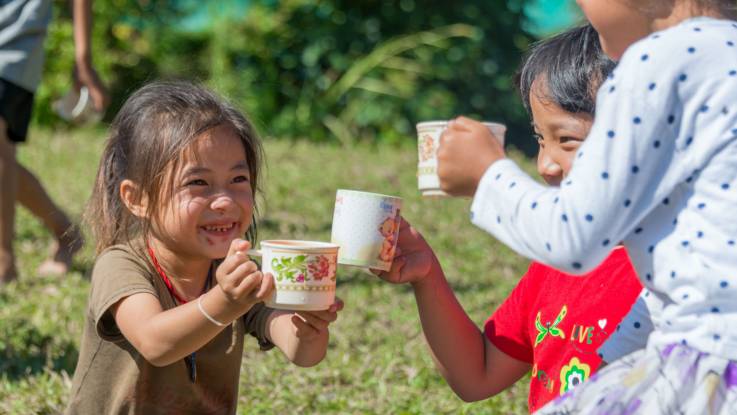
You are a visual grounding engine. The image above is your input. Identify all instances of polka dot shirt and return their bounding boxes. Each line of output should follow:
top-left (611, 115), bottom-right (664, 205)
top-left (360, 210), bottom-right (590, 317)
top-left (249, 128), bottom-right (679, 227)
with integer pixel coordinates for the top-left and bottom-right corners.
top-left (470, 17), bottom-right (737, 361)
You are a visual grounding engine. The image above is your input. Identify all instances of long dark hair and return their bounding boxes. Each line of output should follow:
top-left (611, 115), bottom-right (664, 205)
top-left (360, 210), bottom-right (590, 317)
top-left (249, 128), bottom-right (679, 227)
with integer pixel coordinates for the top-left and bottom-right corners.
top-left (516, 24), bottom-right (616, 117)
top-left (85, 81), bottom-right (264, 254)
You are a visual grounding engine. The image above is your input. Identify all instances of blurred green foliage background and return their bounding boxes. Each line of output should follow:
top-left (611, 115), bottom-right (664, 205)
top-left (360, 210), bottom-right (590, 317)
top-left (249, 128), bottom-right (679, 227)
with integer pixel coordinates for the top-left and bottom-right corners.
top-left (36, 0), bottom-right (581, 155)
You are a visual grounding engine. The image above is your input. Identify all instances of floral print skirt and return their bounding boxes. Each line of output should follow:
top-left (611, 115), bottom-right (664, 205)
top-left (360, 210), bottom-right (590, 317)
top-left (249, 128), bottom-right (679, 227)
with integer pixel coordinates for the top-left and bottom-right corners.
top-left (534, 343), bottom-right (737, 414)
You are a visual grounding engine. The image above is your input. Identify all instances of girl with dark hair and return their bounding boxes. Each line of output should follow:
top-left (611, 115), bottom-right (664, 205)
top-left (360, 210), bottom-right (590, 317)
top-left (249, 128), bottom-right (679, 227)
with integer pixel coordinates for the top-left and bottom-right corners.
top-left (65, 81), bottom-right (343, 414)
top-left (438, 0), bottom-right (737, 412)
top-left (374, 25), bottom-right (641, 413)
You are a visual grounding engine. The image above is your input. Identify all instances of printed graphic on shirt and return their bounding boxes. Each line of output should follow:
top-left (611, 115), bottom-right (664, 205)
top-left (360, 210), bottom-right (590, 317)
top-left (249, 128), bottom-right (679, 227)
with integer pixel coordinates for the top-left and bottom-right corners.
top-left (569, 320), bottom-right (611, 356)
top-left (559, 356), bottom-right (591, 394)
top-left (531, 363), bottom-right (556, 393)
top-left (534, 305), bottom-right (567, 347)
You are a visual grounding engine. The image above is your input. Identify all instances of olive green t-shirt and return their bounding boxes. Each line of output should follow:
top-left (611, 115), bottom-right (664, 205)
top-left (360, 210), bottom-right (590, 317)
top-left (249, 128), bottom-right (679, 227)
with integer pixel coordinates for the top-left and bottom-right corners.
top-left (65, 243), bottom-right (275, 415)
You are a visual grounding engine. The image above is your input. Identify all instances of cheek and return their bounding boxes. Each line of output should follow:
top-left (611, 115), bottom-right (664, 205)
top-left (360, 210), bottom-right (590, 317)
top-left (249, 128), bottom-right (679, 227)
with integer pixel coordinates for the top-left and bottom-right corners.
top-left (561, 152), bottom-right (578, 176)
top-left (174, 196), bottom-right (208, 221)
top-left (235, 191), bottom-right (255, 213)
top-left (536, 150), bottom-right (547, 175)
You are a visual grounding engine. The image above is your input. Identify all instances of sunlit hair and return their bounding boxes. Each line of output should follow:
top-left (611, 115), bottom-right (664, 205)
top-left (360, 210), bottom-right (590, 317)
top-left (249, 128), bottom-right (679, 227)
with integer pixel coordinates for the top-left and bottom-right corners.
top-left (85, 81), bottom-right (264, 254)
top-left (516, 24), bottom-right (616, 117)
top-left (637, 0), bottom-right (737, 20)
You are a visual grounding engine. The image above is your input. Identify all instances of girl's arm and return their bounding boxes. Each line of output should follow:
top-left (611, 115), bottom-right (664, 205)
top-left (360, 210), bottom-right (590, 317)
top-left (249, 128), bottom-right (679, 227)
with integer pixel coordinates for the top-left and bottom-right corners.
top-left (376, 218), bottom-right (531, 401)
top-left (113, 278), bottom-right (271, 366)
top-left (411, 260), bottom-right (531, 401)
top-left (265, 301), bottom-right (343, 367)
top-left (113, 240), bottom-right (273, 366)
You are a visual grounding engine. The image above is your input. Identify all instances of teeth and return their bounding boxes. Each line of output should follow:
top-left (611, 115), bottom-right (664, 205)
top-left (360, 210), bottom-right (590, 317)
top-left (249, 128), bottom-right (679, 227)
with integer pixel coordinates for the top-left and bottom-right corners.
top-left (204, 223), bottom-right (234, 232)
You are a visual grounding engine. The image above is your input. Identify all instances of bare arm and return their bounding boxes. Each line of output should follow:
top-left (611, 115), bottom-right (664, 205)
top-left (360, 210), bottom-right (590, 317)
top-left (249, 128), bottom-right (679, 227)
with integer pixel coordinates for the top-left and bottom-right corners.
top-left (410, 258), bottom-right (530, 401)
top-left (266, 301), bottom-right (343, 367)
top-left (112, 285), bottom-right (266, 366)
top-left (376, 218), bottom-right (530, 401)
top-left (113, 239), bottom-right (273, 366)
top-left (71, 0), bottom-right (108, 110)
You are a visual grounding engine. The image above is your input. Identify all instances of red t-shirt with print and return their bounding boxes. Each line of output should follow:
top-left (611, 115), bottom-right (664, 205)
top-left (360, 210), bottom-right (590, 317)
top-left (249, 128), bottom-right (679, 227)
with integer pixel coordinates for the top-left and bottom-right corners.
top-left (484, 247), bottom-right (641, 413)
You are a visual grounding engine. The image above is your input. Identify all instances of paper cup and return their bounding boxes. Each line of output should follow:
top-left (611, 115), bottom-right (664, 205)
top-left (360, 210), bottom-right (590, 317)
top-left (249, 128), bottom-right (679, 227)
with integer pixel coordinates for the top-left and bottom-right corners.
top-left (248, 240), bottom-right (339, 311)
top-left (330, 189), bottom-right (402, 271)
top-left (416, 120), bottom-right (506, 197)
top-left (53, 86), bottom-right (103, 124)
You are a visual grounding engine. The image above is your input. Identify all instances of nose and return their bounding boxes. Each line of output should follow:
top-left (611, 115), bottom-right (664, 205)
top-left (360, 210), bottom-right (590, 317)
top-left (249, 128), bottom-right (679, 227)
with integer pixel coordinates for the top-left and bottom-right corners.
top-left (537, 152), bottom-right (563, 186)
top-left (210, 192), bottom-right (236, 214)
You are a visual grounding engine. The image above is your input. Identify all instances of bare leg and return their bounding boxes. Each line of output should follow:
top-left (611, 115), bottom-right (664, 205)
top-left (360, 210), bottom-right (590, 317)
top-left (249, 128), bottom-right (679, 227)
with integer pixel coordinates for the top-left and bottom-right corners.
top-left (16, 164), bottom-right (83, 276)
top-left (0, 118), bottom-right (17, 283)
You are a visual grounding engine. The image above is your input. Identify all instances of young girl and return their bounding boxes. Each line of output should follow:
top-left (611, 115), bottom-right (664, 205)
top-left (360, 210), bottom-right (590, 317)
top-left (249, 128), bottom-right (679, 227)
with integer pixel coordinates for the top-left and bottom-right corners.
top-left (65, 81), bottom-right (342, 414)
top-left (438, 1), bottom-right (737, 413)
top-left (376, 25), bottom-right (642, 413)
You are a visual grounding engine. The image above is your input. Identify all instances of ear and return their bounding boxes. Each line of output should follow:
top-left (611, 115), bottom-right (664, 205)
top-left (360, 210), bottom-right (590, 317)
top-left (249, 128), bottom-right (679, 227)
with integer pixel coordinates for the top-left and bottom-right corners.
top-left (120, 179), bottom-right (149, 218)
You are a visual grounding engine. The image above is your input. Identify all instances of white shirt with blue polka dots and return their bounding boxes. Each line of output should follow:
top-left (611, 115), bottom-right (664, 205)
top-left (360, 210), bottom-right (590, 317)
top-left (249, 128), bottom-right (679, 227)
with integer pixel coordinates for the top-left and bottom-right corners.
top-left (470, 17), bottom-right (737, 361)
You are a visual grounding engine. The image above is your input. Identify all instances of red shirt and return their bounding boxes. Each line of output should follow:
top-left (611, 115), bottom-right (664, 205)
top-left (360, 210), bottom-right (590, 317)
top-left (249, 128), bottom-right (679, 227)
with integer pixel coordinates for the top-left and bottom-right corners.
top-left (484, 247), bottom-right (641, 413)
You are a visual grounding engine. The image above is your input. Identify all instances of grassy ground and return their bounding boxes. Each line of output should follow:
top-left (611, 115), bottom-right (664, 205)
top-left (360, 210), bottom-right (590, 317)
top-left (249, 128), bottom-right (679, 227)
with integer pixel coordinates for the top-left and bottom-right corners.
top-left (1, 127), bottom-right (538, 414)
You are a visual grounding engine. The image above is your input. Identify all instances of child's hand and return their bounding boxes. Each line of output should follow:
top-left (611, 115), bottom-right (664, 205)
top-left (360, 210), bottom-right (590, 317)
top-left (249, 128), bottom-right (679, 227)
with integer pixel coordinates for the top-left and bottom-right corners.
top-left (216, 239), bottom-right (274, 308)
top-left (290, 298), bottom-right (344, 341)
top-left (373, 217), bottom-right (436, 285)
top-left (437, 116), bottom-right (506, 197)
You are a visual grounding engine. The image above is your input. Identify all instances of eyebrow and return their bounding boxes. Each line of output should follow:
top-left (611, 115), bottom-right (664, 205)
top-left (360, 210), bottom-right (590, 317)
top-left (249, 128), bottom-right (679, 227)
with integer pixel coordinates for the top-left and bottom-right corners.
top-left (182, 161), bottom-right (249, 177)
top-left (534, 118), bottom-right (589, 134)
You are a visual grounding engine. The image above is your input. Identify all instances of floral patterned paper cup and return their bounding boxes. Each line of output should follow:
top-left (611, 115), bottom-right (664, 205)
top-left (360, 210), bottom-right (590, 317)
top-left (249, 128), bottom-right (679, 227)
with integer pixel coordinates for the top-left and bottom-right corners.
top-left (248, 240), bottom-right (339, 311)
top-left (331, 189), bottom-right (402, 271)
top-left (416, 120), bottom-right (506, 197)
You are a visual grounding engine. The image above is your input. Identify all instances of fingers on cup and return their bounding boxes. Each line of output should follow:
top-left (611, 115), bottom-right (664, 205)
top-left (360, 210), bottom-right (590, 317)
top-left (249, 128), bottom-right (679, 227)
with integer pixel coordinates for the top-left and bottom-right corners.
top-left (231, 259), bottom-right (259, 282)
top-left (296, 311), bottom-right (329, 332)
top-left (398, 216), bottom-right (411, 231)
top-left (302, 308), bottom-right (338, 324)
top-left (384, 255), bottom-right (407, 284)
top-left (227, 238), bottom-right (251, 258)
top-left (232, 266), bottom-right (262, 297)
top-left (332, 297), bottom-right (345, 312)
top-left (218, 250), bottom-right (250, 276)
top-left (291, 314), bottom-right (320, 337)
top-left (457, 115), bottom-right (481, 130)
top-left (255, 272), bottom-right (275, 299)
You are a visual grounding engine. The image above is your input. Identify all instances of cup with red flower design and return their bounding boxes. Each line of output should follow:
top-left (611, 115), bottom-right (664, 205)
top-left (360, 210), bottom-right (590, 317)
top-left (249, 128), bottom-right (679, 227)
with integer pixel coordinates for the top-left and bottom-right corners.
top-left (247, 240), bottom-right (339, 311)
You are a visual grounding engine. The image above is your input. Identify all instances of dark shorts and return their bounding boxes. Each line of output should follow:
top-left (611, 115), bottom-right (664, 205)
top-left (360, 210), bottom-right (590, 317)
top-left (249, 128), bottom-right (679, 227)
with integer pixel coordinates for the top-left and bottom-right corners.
top-left (0, 78), bottom-right (35, 143)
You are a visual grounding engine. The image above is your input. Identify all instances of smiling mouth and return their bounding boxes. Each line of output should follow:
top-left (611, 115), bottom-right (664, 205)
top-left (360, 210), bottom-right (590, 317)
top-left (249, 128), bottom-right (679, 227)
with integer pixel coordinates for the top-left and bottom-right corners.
top-left (201, 222), bottom-right (238, 234)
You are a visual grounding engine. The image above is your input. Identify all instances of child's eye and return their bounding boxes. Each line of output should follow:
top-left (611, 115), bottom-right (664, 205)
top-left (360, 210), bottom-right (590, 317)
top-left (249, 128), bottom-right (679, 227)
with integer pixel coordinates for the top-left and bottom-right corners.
top-left (560, 136), bottom-right (584, 145)
top-left (185, 179), bottom-right (208, 186)
top-left (233, 175), bottom-right (250, 184)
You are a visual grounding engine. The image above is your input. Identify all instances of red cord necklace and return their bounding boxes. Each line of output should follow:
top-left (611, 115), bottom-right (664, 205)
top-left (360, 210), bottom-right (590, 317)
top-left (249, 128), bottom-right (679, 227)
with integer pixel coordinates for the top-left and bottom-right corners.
top-left (147, 244), bottom-right (190, 304)
top-left (147, 242), bottom-right (212, 383)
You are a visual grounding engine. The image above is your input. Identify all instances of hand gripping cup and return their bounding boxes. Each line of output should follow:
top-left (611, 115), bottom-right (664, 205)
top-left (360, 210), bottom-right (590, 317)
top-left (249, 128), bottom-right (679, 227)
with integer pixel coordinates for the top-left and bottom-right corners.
top-left (416, 120), bottom-right (506, 197)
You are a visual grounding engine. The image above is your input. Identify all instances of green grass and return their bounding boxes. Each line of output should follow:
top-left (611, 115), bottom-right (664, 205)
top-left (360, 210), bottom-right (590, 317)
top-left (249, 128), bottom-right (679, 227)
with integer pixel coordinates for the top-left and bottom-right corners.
top-left (2, 128), bottom-right (537, 414)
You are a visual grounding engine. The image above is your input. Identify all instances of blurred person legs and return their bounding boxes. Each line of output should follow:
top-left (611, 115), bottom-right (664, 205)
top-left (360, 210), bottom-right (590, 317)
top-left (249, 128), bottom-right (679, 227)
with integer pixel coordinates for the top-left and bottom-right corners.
top-left (0, 78), bottom-right (82, 283)
top-left (0, 117), bottom-right (17, 283)
top-left (18, 163), bottom-right (83, 276)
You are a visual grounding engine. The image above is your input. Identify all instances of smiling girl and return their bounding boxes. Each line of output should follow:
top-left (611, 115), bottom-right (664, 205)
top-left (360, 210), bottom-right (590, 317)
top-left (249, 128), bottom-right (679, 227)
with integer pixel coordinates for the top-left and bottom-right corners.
top-left (65, 81), bottom-right (343, 414)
